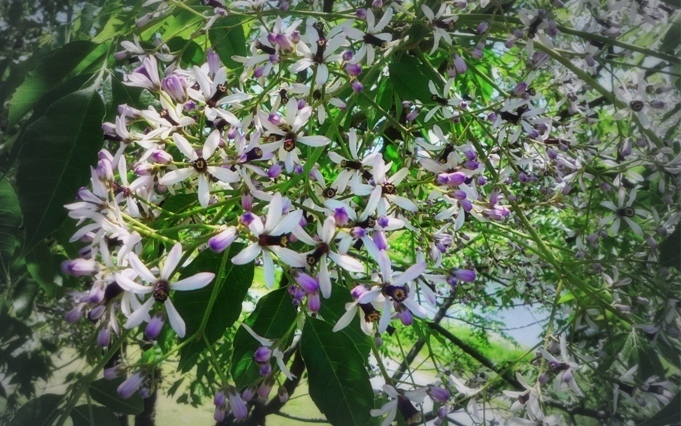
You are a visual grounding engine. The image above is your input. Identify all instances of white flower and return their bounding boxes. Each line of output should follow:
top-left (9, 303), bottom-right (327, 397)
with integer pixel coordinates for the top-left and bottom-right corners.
top-left (259, 98), bottom-right (331, 173)
top-left (291, 21), bottom-right (346, 86)
top-left (352, 156), bottom-right (417, 221)
top-left (115, 243), bottom-right (215, 338)
top-left (231, 193), bottom-right (307, 288)
top-left (370, 384), bottom-right (426, 426)
top-left (295, 216), bottom-right (364, 298)
top-left (345, 8), bottom-right (394, 66)
top-left (599, 187), bottom-right (647, 236)
top-left (158, 131), bottom-right (240, 208)
top-left (421, 4), bottom-right (456, 54)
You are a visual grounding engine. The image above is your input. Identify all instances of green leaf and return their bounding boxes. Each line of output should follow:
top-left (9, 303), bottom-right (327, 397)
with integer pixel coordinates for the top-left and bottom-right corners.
top-left (637, 392), bottom-right (681, 426)
top-left (89, 377), bottom-right (144, 415)
top-left (173, 245), bottom-right (255, 372)
top-left (209, 16), bottom-right (248, 69)
top-left (0, 177), bottom-right (22, 277)
top-left (71, 405), bottom-right (120, 426)
top-left (658, 16), bottom-right (681, 54)
top-left (12, 279), bottom-right (39, 318)
top-left (301, 317), bottom-right (375, 426)
top-left (318, 284), bottom-right (371, 360)
top-left (634, 340), bottom-right (666, 382)
top-left (9, 394), bottom-right (62, 426)
top-left (26, 241), bottom-right (57, 298)
top-left (659, 226), bottom-right (681, 270)
top-left (231, 288), bottom-right (297, 389)
top-left (16, 87), bottom-right (105, 255)
top-left (8, 41), bottom-right (104, 127)
top-left (389, 54), bottom-right (434, 103)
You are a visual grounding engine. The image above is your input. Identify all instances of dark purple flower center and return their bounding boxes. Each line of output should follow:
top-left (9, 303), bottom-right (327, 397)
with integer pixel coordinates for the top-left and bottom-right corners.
top-left (154, 280), bottom-right (170, 302)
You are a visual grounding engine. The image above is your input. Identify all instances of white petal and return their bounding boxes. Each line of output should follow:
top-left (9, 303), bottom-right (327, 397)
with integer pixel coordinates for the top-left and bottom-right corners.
top-left (378, 298), bottom-right (392, 333)
top-left (125, 297), bottom-right (154, 328)
top-left (173, 133), bottom-right (196, 160)
top-left (328, 251), bottom-right (364, 272)
top-left (165, 299), bottom-right (186, 338)
top-left (203, 130), bottom-right (220, 159)
top-left (270, 246), bottom-right (307, 268)
top-left (198, 174), bottom-right (210, 208)
top-left (207, 166), bottom-right (240, 183)
top-left (319, 258), bottom-right (332, 298)
top-left (263, 251), bottom-right (275, 289)
top-left (159, 168), bottom-right (195, 186)
top-left (162, 243), bottom-right (184, 280)
top-left (332, 303), bottom-right (357, 332)
top-left (242, 323), bottom-right (273, 346)
top-left (270, 209), bottom-right (303, 236)
top-left (266, 193), bottom-right (283, 233)
top-left (231, 243), bottom-right (261, 265)
top-left (172, 272), bottom-right (215, 291)
top-left (392, 262), bottom-right (426, 287)
top-left (297, 135), bottom-right (331, 147)
top-left (387, 194), bottom-right (418, 212)
top-left (116, 274), bottom-right (153, 295)
top-left (321, 216), bottom-right (336, 243)
top-left (128, 253), bottom-right (157, 283)
top-left (403, 298), bottom-right (428, 318)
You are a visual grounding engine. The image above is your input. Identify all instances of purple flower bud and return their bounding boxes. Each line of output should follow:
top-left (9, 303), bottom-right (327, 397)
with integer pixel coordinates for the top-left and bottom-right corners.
top-left (372, 0), bottom-right (383, 7)
top-left (293, 164), bottom-right (304, 174)
top-left (650, 100), bottom-right (665, 109)
top-left (275, 34), bottom-right (293, 51)
top-left (96, 159), bottom-right (113, 181)
top-left (268, 162), bottom-right (284, 179)
top-left (373, 230), bottom-right (388, 250)
top-left (62, 259), bottom-right (98, 277)
top-left (352, 80), bottom-right (364, 93)
top-left (209, 228), bottom-right (238, 253)
top-left (259, 362), bottom-right (272, 376)
top-left (307, 292), bottom-right (321, 312)
top-left (268, 113), bottom-right (282, 126)
top-left (505, 35), bottom-right (517, 49)
top-left (428, 386), bottom-right (450, 402)
top-left (545, 20), bottom-right (558, 37)
top-left (345, 63), bottom-right (362, 77)
top-left (104, 367), bottom-right (122, 380)
top-left (375, 335), bottom-right (383, 347)
top-left (356, 8), bottom-right (367, 19)
top-left (351, 285), bottom-right (368, 300)
top-left (278, 387), bottom-right (289, 403)
top-left (489, 190), bottom-right (499, 205)
top-left (162, 75), bottom-right (188, 103)
top-left (293, 271), bottom-right (319, 294)
top-left (254, 346), bottom-right (271, 363)
top-left (151, 150), bottom-right (173, 164)
top-left (257, 381), bottom-right (273, 398)
top-left (477, 176), bottom-right (487, 186)
top-left (518, 172), bottom-right (529, 183)
top-left (397, 308), bottom-right (413, 325)
top-left (97, 328), bottom-right (111, 347)
top-left (343, 50), bottom-right (354, 61)
top-left (213, 391), bottom-right (227, 407)
top-left (65, 307), bottom-right (83, 323)
top-left (241, 212), bottom-right (256, 226)
top-left (214, 408), bottom-right (225, 423)
top-left (242, 386), bottom-right (257, 402)
top-left (207, 49), bottom-right (220, 77)
top-left (254, 66), bottom-right (265, 79)
top-left (334, 207), bottom-right (350, 226)
top-left (406, 109), bottom-right (419, 122)
top-left (437, 405), bottom-right (450, 418)
top-left (600, 182), bottom-right (611, 192)
top-left (279, 0), bottom-right (290, 10)
top-left (436, 172), bottom-right (466, 186)
top-left (477, 21), bottom-right (489, 34)
top-left (89, 305), bottom-right (106, 321)
top-left (351, 227), bottom-right (366, 239)
top-left (134, 163), bottom-right (153, 176)
top-left (118, 372), bottom-right (145, 399)
top-left (228, 390), bottom-right (248, 420)
top-left (453, 54), bottom-right (467, 74)
top-left (513, 82), bottom-right (528, 96)
top-left (452, 269), bottom-right (475, 282)
top-left (145, 314), bottom-right (165, 339)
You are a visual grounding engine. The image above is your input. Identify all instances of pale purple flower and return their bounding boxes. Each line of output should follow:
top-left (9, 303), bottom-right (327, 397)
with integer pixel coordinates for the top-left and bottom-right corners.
top-left (115, 243), bottom-right (215, 338)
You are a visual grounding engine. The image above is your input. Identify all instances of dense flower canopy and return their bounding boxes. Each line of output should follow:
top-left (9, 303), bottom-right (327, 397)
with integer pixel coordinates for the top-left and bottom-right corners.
top-left (1, 0), bottom-right (680, 424)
